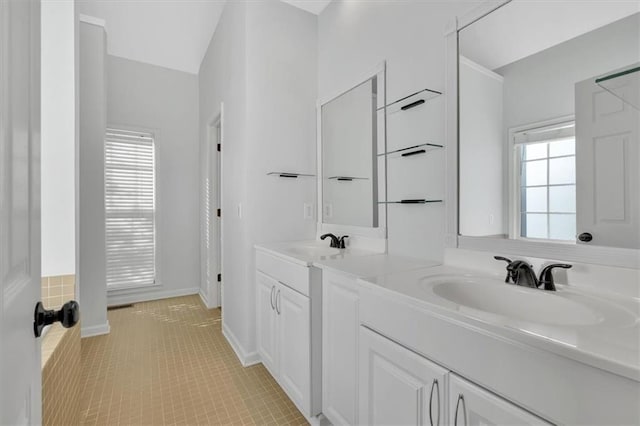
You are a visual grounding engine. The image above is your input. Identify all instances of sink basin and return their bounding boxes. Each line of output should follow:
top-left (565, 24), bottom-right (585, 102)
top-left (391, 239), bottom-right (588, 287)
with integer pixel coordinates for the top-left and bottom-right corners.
top-left (286, 244), bottom-right (342, 257)
top-left (432, 279), bottom-right (600, 326)
top-left (421, 275), bottom-right (637, 327)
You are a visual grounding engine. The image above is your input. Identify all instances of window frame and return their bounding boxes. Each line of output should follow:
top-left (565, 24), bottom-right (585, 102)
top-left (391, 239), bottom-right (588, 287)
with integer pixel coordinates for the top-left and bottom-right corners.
top-left (508, 115), bottom-right (576, 243)
top-left (104, 126), bottom-right (160, 292)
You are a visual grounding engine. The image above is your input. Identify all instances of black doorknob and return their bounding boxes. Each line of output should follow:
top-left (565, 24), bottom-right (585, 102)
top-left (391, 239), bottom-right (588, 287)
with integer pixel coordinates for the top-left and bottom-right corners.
top-left (578, 232), bottom-right (593, 243)
top-left (34, 300), bottom-right (80, 338)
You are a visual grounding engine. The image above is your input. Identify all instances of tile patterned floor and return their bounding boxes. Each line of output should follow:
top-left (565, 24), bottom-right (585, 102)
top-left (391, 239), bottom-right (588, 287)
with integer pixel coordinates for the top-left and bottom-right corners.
top-left (79, 295), bottom-right (307, 425)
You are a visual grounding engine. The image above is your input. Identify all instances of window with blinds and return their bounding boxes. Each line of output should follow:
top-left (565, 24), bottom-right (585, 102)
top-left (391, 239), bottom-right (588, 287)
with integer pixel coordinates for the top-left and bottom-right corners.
top-left (105, 128), bottom-right (156, 289)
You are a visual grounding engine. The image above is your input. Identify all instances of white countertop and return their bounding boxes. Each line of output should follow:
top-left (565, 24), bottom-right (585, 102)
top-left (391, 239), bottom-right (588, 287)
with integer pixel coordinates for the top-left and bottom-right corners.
top-left (359, 265), bottom-right (640, 382)
top-left (255, 240), bottom-right (640, 381)
top-left (314, 254), bottom-right (440, 279)
top-left (255, 240), bottom-right (440, 278)
top-left (255, 240), bottom-right (382, 267)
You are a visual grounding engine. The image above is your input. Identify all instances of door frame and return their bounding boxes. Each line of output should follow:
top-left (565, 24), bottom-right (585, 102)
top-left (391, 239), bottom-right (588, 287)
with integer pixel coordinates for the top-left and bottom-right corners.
top-left (201, 104), bottom-right (224, 309)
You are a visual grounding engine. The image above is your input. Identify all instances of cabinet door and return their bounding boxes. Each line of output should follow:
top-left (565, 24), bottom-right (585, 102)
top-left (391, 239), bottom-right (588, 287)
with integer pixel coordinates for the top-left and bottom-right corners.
top-left (256, 271), bottom-right (278, 376)
top-left (449, 375), bottom-right (549, 426)
top-left (359, 327), bottom-right (448, 426)
top-left (322, 272), bottom-right (360, 425)
top-left (277, 282), bottom-right (311, 415)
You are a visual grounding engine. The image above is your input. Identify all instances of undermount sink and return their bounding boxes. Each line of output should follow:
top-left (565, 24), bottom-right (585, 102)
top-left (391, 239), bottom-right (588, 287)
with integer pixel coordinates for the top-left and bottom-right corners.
top-left (421, 275), bottom-right (637, 327)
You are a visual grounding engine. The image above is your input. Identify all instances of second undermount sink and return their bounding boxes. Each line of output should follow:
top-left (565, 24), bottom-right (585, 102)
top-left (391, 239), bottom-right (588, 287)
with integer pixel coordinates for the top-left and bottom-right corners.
top-left (421, 275), bottom-right (637, 327)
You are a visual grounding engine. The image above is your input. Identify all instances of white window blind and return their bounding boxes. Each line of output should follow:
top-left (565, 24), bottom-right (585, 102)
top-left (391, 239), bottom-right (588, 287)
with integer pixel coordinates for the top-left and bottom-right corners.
top-left (105, 128), bottom-right (156, 289)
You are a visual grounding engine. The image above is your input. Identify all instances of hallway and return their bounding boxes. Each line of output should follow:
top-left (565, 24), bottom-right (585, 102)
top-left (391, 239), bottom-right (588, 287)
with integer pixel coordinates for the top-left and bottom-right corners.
top-left (79, 296), bottom-right (306, 425)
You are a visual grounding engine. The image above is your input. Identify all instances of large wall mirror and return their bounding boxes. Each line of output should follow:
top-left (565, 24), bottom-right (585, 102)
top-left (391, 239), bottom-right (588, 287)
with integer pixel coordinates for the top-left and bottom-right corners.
top-left (457, 1), bottom-right (639, 257)
top-left (319, 66), bottom-right (386, 232)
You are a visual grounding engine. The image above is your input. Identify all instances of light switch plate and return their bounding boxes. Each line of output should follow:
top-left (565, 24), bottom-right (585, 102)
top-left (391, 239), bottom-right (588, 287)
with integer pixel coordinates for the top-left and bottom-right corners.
top-left (304, 203), bottom-right (314, 220)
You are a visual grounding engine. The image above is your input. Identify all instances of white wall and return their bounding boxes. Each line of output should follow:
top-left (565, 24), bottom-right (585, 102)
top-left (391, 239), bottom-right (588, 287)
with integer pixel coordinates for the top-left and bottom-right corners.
top-left (41, 0), bottom-right (76, 277)
top-left (498, 13), bottom-right (640, 133)
top-left (319, 1), bottom-right (474, 107)
top-left (106, 55), bottom-right (200, 305)
top-left (459, 56), bottom-right (504, 237)
top-left (318, 0), bottom-right (475, 260)
top-left (199, 0), bottom-right (251, 360)
top-left (78, 20), bottom-right (108, 336)
top-left (199, 0), bottom-right (317, 362)
top-left (245, 0), bottom-right (318, 357)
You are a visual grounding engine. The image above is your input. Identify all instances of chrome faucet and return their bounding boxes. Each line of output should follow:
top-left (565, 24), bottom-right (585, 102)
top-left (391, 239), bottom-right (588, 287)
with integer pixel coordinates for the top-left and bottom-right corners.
top-left (320, 233), bottom-right (349, 249)
top-left (494, 256), bottom-right (572, 291)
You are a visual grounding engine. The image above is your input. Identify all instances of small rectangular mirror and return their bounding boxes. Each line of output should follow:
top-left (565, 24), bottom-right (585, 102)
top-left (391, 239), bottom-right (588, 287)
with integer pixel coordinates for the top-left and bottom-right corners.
top-left (319, 68), bottom-right (386, 229)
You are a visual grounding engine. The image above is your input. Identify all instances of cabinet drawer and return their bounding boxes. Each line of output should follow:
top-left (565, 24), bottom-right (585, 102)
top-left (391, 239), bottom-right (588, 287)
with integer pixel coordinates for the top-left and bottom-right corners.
top-left (256, 250), bottom-right (310, 296)
top-left (386, 91), bottom-right (444, 153)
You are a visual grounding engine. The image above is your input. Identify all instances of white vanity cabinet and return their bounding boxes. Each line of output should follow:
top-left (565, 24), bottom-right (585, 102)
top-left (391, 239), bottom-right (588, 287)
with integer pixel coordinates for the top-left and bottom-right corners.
top-left (256, 271), bottom-right (279, 375)
top-left (359, 326), bottom-right (549, 426)
top-left (359, 327), bottom-right (448, 426)
top-left (278, 281), bottom-right (312, 410)
top-left (322, 270), bottom-right (361, 425)
top-left (255, 250), bottom-right (321, 419)
top-left (449, 375), bottom-right (549, 426)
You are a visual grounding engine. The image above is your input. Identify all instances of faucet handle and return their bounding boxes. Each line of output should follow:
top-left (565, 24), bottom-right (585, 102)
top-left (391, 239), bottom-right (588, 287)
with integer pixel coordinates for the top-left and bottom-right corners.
top-left (338, 235), bottom-right (349, 249)
top-left (493, 256), bottom-right (513, 283)
top-left (320, 233), bottom-right (340, 248)
top-left (538, 264), bottom-right (572, 291)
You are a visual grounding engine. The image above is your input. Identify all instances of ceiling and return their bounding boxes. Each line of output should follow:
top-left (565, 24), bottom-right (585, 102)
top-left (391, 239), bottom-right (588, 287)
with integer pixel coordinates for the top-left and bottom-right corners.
top-left (281, 0), bottom-right (331, 15)
top-left (459, 0), bottom-right (640, 71)
top-left (76, 0), bottom-right (331, 75)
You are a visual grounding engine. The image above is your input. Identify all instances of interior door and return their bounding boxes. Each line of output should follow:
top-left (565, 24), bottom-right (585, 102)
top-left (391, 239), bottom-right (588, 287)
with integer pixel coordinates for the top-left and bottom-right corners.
top-left (214, 121), bottom-right (221, 305)
top-left (201, 120), bottom-right (221, 308)
top-left (575, 68), bottom-right (640, 249)
top-left (0, 0), bottom-right (42, 424)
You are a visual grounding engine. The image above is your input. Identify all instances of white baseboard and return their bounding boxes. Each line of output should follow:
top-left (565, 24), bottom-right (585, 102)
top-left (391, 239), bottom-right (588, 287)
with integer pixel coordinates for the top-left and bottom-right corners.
top-left (107, 286), bottom-right (199, 306)
top-left (198, 289), bottom-right (217, 309)
top-left (199, 289), bottom-right (210, 308)
top-left (81, 321), bottom-right (110, 338)
top-left (222, 322), bottom-right (260, 367)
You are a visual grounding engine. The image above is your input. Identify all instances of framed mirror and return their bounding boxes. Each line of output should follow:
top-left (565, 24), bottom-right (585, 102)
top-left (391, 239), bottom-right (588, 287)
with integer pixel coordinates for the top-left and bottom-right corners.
top-left (317, 64), bottom-right (387, 235)
top-left (449, 0), bottom-right (640, 267)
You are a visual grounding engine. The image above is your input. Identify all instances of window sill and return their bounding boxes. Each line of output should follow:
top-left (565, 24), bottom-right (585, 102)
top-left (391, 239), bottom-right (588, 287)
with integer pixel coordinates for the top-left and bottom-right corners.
top-left (107, 282), bottom-right (162, 294)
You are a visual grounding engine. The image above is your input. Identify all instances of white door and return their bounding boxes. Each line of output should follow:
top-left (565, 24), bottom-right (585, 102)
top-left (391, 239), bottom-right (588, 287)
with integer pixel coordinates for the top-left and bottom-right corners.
top-left (0, 0), bottom-right (42, 424)
top-left (359, 327), bottom-right (448, 426)
top-left (201, 119), bottom-right (221, 308)
top-left (214, 122), bottom-right (221, 305)
top-left (575, 67), bottom-right (640, 249)
top-left (449, 375), bottom-right (549, 426)
top-left (322, 271), bottom-right (360, 426)
top-left (277, 282), bottom-right (311, 415)
top-left (256, 271), bottom-right (278, 376)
